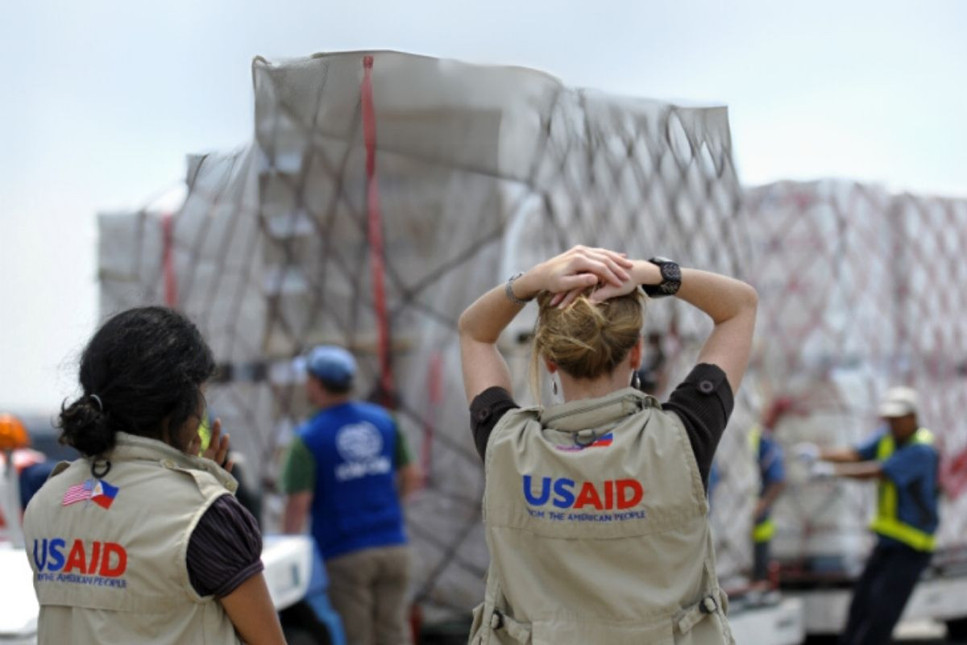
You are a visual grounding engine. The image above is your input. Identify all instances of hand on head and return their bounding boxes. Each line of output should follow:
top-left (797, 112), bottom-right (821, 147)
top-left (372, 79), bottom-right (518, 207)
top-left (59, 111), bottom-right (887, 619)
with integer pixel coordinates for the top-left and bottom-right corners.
top-left (539, 246), bottom-right (634, 308)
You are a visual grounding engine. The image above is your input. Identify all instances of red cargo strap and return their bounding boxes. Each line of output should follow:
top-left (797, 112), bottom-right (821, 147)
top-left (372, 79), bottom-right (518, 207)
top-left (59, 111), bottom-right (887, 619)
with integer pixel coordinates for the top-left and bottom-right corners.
top-left (361, 55), bottom-right (395, 405)
top-left (161, 212), bottom-right (178, 307)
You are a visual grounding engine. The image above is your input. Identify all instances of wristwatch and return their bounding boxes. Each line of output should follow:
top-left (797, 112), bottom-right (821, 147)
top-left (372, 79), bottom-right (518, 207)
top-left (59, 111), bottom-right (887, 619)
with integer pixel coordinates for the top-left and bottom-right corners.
top-left (641, 257), bottom-right (681, 298)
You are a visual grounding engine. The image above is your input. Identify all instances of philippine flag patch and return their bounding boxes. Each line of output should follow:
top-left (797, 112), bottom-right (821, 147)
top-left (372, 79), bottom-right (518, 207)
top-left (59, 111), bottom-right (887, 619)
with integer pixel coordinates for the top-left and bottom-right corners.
top-left (556, 432), bottom-right (615, 451)
top-left (91, 480), bottom-right (120, 509)
top-left (589, 432), bottom-right (614, 447)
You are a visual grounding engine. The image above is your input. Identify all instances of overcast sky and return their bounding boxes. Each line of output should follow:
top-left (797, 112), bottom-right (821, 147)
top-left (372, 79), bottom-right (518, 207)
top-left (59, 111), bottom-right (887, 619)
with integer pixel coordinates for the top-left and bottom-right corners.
top-left (2, 0), bottom-right (965, 413)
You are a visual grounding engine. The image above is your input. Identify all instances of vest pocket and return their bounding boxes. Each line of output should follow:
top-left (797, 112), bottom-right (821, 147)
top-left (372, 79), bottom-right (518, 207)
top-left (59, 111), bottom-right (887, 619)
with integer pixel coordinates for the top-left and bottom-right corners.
top-left (468, 603), bottom-right (486, 644)
top-left (469, 594), bottom-right (728, 645)
top-left (672, 592), bottom-right (733, 645)
top-left (531, 619), bottom-right (674, 645)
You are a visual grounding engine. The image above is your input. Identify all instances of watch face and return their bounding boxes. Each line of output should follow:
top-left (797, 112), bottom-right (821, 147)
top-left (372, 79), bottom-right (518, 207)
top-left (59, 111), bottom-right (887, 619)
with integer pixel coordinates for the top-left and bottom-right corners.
top-left (661, 281), bottom-right (680, 294)
top-left (646, 257), bottom-right (681, 297)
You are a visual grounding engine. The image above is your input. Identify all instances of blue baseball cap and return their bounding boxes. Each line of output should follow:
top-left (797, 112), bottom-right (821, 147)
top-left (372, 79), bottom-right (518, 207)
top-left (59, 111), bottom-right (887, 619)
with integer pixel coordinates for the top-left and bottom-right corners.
top-left (302, 345), bottom-right (357, 386)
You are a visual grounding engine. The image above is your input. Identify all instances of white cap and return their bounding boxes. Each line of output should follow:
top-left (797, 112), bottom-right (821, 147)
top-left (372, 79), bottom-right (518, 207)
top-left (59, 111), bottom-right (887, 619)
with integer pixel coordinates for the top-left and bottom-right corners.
top-left (877, 386), bottom-right (919, 418)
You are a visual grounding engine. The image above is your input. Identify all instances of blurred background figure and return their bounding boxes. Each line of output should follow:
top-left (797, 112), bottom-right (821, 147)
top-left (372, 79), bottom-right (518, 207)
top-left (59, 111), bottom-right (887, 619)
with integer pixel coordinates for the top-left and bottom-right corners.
top-left (796, 386), bottom-right (939, 645)
top-left (0, 412), bottom-right (57, 541)
top-left (634, 331), bottom-right (667, 395)
top-left (746, 399), bottom-right (789, 602)
top-left (282, 345), bottom-right (421, 645)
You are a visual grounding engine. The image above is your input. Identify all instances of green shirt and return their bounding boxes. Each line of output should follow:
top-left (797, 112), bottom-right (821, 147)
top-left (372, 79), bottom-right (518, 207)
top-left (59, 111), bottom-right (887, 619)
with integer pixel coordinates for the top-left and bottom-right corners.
top-left (280, 424), bottom-right (413, 494)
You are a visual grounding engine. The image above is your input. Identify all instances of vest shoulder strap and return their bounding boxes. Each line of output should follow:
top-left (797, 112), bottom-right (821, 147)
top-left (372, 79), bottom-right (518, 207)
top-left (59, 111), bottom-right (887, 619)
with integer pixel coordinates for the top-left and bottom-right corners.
top-left (50, 460), bottom-right (72, 478)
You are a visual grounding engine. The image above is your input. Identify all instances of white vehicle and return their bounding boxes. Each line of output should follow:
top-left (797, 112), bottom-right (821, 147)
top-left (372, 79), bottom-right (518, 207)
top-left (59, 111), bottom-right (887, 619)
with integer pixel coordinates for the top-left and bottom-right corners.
top-left (783, 556), bottom-right (967, 642)
top-left (728, 597), bottom-right (805, 645)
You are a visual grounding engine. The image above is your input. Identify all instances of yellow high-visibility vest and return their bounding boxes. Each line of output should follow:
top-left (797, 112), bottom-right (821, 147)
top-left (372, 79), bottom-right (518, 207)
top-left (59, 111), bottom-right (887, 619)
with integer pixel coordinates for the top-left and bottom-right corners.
top-left (870, 428), bottom-right (937, 552)
top-left (748, 424), bottom-right (775, 543)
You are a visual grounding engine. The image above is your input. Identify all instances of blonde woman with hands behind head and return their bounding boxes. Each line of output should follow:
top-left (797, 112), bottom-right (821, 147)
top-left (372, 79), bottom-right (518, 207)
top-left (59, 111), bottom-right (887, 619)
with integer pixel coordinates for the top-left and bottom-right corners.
top-left (459, 246), bottom-right (757, 645)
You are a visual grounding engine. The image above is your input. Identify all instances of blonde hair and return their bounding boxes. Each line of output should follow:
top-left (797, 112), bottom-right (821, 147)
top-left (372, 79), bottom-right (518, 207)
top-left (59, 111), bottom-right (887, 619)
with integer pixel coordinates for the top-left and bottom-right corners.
top-left (530, 288), bottom-right (645, 398)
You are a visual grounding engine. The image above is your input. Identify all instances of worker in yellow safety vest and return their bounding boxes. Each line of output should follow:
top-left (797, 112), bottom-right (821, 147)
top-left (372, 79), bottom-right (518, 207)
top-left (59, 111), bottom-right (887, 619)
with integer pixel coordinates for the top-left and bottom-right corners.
top-left (747, 398), bottom-right (789, 595)
top-left (796, 386), bottom-right (939, 645)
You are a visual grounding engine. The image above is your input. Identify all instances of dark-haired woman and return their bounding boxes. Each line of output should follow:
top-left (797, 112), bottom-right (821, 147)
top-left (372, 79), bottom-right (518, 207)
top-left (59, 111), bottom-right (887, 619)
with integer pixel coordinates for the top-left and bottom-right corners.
top-left (459, 246), bottom-right (757, 644)
top-left (22, 306), bottom-right (285, 645)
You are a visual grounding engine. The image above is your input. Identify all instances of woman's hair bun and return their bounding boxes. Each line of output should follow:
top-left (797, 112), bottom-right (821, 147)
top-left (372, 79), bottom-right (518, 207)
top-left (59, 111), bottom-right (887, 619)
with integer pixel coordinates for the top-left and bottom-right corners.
top-left (58, 396), bottom-right (113, 456)
top-left (533, 290), bottom-right (645, 380)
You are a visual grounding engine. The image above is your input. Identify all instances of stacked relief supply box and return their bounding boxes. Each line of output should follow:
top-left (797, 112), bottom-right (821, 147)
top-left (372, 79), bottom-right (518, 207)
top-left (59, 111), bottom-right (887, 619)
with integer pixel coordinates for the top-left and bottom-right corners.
top-left (97, 149), bottom-right (270, 493)
top-left (249, 51), bottom-right (750, 618)
top-left (743, 180), bottom-right (967, 636)
top-left (741, 180), bottom-right (899, 577)
top-left (97, 50), bottom-right (751, 621)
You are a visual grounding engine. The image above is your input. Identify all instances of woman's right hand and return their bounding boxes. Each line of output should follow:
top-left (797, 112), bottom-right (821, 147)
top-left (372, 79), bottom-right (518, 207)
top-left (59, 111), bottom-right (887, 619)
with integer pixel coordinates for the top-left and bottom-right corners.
top-left (190, 418), bottom-right (234, 472)
top-left (524, 246), bottom-right (633, 308)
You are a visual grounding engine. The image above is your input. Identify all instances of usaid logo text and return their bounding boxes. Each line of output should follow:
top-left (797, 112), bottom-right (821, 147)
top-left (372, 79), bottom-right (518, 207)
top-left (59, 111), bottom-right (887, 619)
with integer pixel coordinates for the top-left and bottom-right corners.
top-left (33, 538), bottom-right (127, 577)
top-left (523, 475), bottom-right (644, 510)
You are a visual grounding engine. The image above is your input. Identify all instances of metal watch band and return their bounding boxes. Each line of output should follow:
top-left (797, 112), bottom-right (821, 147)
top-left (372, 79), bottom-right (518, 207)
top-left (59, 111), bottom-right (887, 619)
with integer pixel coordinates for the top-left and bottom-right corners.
top-left (505, 272), bottom-right (532, 306)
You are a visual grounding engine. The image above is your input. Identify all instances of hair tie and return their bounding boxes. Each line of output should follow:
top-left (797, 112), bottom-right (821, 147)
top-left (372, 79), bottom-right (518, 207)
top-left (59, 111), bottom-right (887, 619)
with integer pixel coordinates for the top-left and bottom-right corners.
top-left (90, 394), bottom-right (104, 412)
top-left (90, 458), bottom-right (111, 479)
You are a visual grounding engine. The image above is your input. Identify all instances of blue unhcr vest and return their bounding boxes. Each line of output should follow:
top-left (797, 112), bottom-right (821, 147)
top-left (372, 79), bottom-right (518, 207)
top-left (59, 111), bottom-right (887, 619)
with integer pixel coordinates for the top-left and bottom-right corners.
top-left (300, 401), bottom-right (406, 559)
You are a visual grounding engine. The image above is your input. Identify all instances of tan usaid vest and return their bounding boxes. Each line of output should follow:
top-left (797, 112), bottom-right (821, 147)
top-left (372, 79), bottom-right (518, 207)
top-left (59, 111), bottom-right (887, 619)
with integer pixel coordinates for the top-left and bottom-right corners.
top-left (470, 387), bottom-right (733, 645)
top-left (22, 432), bottom-right (243, 645)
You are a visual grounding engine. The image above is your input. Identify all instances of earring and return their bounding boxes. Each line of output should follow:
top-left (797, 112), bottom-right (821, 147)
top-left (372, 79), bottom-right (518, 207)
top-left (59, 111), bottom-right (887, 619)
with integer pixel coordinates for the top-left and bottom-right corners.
top-left (552, 379), bottom-right (558, 396)
top-left (632, 371), bottom-right (641, 390)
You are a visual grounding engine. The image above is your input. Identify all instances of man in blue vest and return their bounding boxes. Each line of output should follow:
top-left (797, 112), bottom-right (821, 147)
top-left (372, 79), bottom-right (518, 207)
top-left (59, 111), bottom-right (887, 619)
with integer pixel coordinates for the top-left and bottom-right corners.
top-left (797, 386), bottom-right (940, 645)
top-left (282, 345), bottom-right (422, 645)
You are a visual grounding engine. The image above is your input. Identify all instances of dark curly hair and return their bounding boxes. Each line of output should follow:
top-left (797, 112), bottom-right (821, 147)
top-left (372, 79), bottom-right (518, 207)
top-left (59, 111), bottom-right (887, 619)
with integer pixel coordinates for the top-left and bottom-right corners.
top-left (58, 307), bottom-right (215, 457)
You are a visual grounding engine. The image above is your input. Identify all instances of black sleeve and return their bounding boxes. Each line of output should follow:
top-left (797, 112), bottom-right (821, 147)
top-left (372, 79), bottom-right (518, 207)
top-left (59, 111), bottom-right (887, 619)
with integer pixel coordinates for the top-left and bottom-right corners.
top-left (469, 386), bottom-right (520, 461)
top-left (661, 363), bottom-right (734, 491)
top-left (187, 494), bottom-right (264, 598)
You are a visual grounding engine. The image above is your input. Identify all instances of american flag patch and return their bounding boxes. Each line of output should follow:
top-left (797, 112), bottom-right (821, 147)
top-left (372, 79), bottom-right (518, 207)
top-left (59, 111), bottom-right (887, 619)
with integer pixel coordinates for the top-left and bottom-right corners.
top-left (62, 479), bottom-right (94, 506)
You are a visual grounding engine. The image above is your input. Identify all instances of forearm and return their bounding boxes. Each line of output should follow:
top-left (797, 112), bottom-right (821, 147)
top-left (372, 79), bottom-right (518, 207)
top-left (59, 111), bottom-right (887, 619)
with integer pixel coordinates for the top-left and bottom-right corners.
top-left (668, 267), bottom-right (758, 325)
top-left (220, 573), bottom-right (287, 644)
top-left (819, 447), bottom-right (862, 463)
top-left (458, 283), bottom-right (520, 402)
top-left (282, 493), bottom-right (311, 533)
top-left (397, 463), bottom-right (423, 499)
top-left (632, 262), bottom-right (756, 393)
top-left (757, 481), bottom-right (786, 515)
top-left (458, 280), bottom-right (528, 346)
top-left (830, 460), bottom-right (883, 480)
